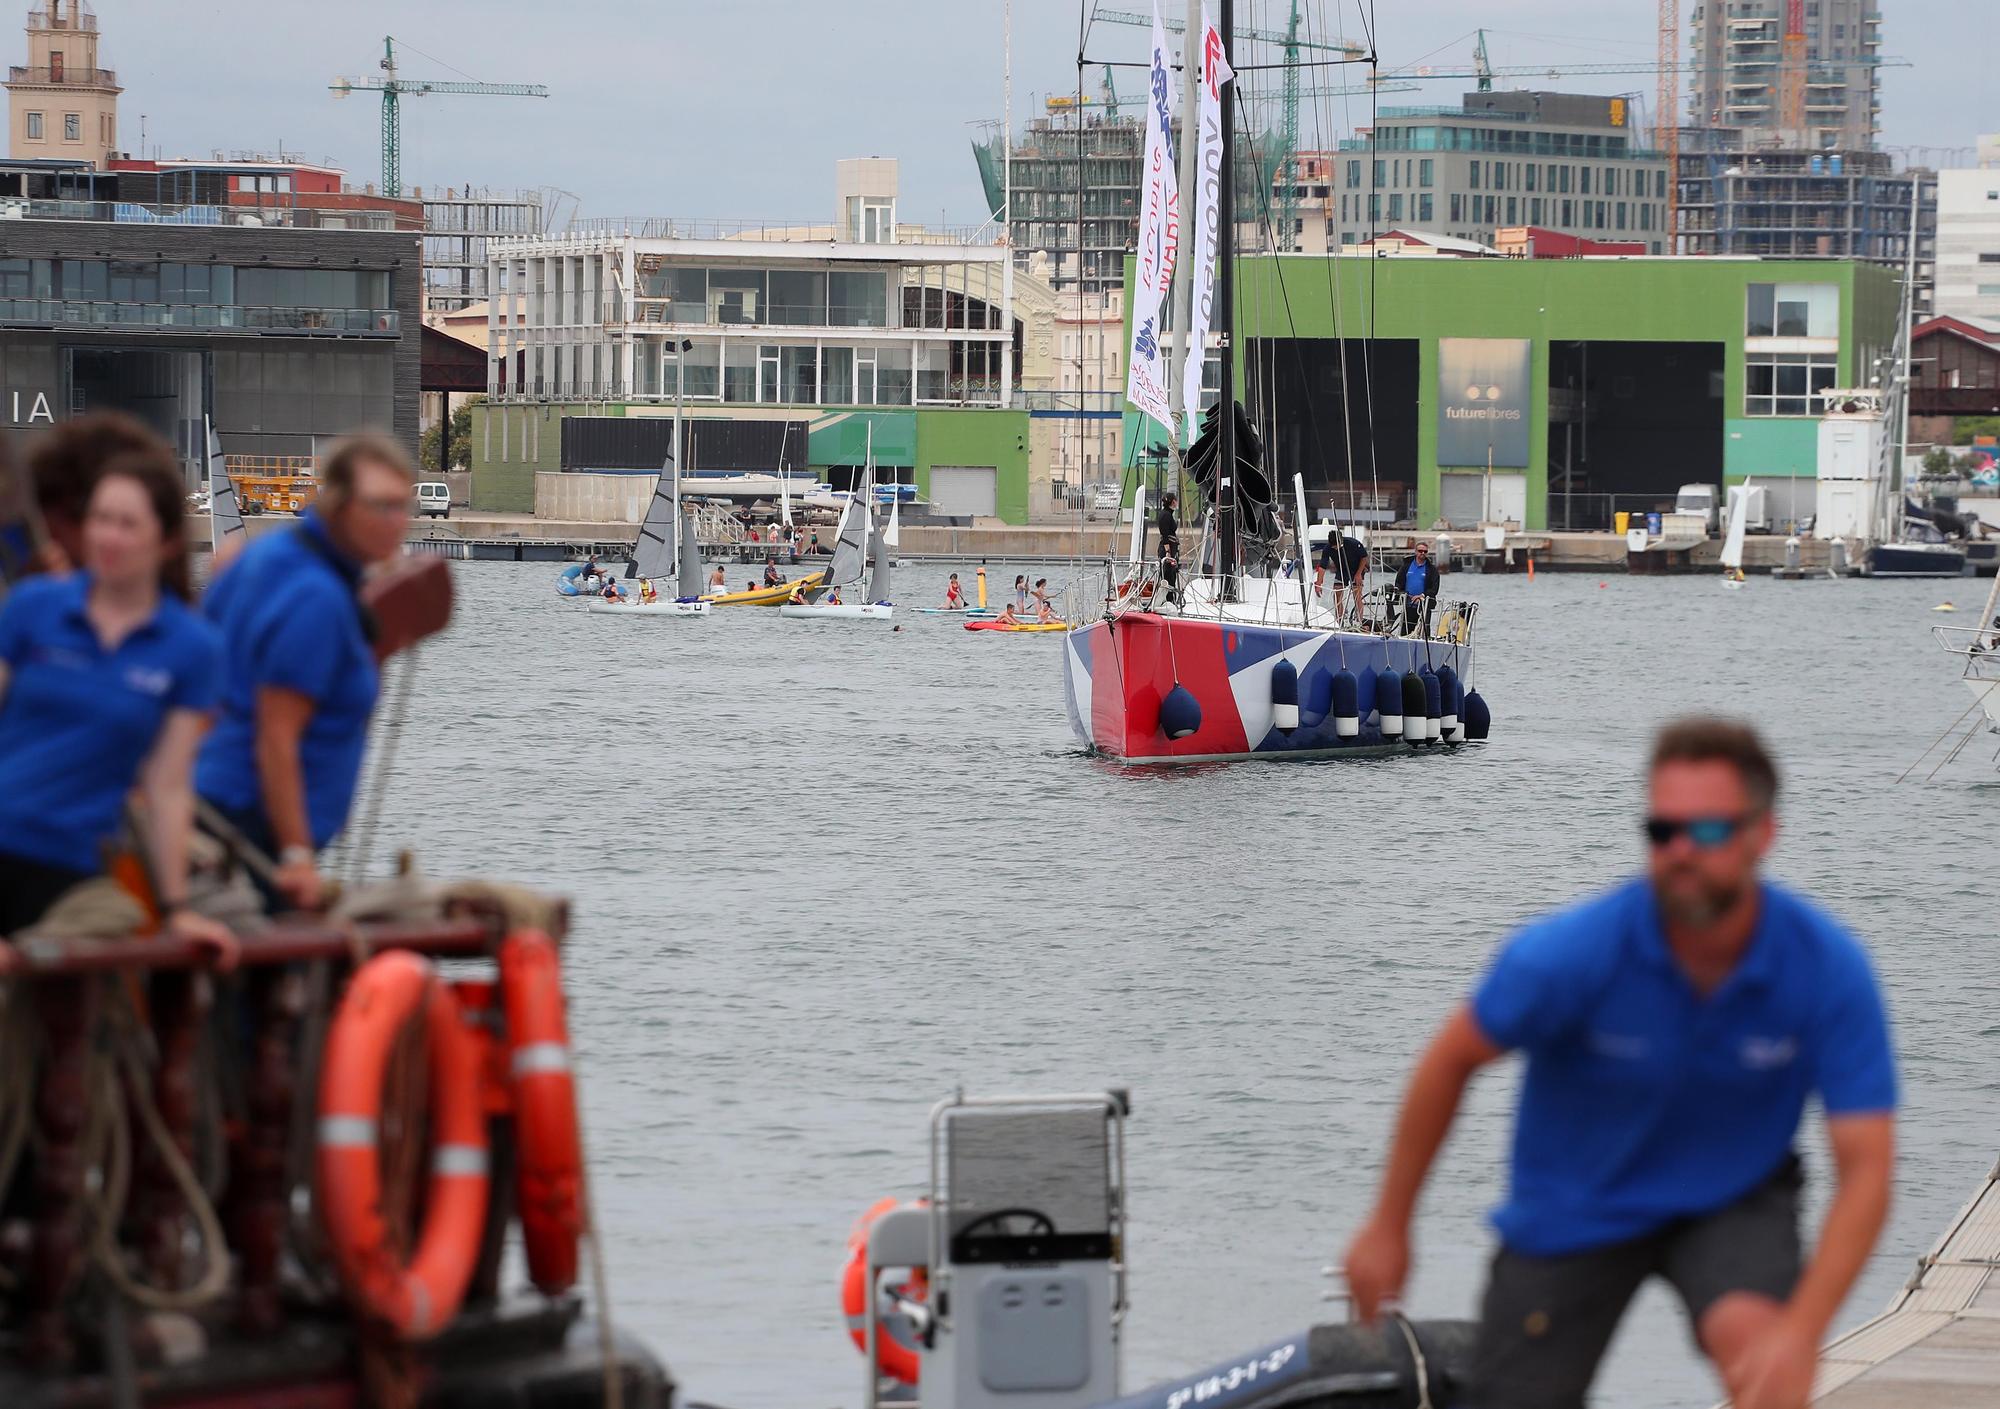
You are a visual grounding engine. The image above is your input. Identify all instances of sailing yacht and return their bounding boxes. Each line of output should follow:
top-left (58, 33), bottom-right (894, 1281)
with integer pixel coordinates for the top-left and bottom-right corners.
top-left (780, 438), bottom-right (894, 622)
top-left (1719, 485), bottom-right (1750, 589)
top-left (1934, 572), bottom-right (2000, 754)
top-left (1061, 1), bottom-right (1488, 763)
top-left (587, 457), bottom-right (711, 617)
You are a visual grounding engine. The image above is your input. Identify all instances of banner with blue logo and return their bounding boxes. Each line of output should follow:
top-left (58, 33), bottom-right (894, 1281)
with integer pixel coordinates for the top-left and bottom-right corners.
top-left (1437, 337), bottom-right (1532, 468)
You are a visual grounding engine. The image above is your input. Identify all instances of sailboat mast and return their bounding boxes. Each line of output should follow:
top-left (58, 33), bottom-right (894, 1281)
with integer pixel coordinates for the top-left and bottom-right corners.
top-left (1216, 0), bottom-right (1238, 583)
top-left (1168, 0), bottom-right (1201, 453)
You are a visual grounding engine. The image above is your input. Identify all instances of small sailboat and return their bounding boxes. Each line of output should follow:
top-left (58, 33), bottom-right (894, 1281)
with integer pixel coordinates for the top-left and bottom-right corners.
top-left (1719, 484), bottom-right (1750, 589)
top-left (780, 435), bottom-right (893, 623)
top-left (587, 455), bottom-right (710, 617)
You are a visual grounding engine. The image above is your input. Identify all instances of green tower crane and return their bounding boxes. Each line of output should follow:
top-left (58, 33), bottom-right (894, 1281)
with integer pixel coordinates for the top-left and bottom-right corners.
top-left (331, 36), bottom-right (549, 199)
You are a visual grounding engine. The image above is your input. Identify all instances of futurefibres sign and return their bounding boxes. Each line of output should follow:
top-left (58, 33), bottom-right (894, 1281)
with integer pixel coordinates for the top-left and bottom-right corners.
top-left (1437, 338), bottom-right (1531, 468)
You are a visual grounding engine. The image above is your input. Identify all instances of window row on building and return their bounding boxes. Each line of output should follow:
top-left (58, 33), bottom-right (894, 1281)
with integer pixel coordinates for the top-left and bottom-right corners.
top-left (1432, 194), bottom-right (1661, 233)
top-left (0, 256), bottom-right (392, 310)
top-left (19, 109), bottom-right (106, 145)
top-left (515, 336), bottom-right (1008, 408)
top-left (1357, 127), bottom-right (1639, 158)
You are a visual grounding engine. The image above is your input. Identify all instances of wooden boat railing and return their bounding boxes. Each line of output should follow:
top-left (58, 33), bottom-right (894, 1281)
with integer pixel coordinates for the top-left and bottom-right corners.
top-left (0, 912), bottom-right (526, 1370)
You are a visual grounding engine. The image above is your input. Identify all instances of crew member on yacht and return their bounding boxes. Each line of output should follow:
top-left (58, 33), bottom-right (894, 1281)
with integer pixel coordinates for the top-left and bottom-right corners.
top-left (1394, 540), bottom-right (1439, 636)
top-left (20, 412), bottom-right (161, 575)
top-left (943, 573), bottom-right (967, 609)
top-left (196, 435), bottom-right (416, 911)
top-left (1316, 530), bottom-right (1369, 622)
top-left (1156, 492), bottom-right (1183, 599)
top-left (707, 564), bottom-right (728, 595)
top-left (0, 443), bottom-right (232, 954)
top-left (1344, 720), bottom-right (1895, 1409)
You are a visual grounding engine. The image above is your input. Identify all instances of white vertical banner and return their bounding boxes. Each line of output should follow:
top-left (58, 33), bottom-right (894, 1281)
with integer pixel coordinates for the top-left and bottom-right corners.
top-left (1182, 6), bottom-right (1233, 432)
top-left (1125, 0), bottom-right (1180, 432)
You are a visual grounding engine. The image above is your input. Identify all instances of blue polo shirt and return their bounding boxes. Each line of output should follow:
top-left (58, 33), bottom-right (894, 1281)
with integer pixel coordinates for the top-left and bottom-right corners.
top-left (0, 573), bottom-right (222, 873)
top-left (1472, 878), bottom-right (1896, 1257)
top-left (195, 512), bottom-right (379, 849)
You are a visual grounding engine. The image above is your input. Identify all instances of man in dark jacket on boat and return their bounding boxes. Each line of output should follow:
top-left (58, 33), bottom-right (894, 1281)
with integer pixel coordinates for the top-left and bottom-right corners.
top-left (1342, 720), bottom-right (1896, 1409)
top-left (1394, 540), bottom-right (1439, 636)
top-left (1315, 530), bottom-right (1369, 623)
top-left (1155, 492), bottom-right (1183, 602)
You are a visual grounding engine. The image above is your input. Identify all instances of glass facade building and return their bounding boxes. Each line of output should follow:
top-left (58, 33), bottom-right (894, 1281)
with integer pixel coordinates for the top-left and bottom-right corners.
top-left (0, 212), bottom-right (420, 476)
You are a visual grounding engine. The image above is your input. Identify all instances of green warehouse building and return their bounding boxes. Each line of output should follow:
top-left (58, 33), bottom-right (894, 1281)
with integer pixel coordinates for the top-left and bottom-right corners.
top-left (1135, 252), bottom-right (1902, 532)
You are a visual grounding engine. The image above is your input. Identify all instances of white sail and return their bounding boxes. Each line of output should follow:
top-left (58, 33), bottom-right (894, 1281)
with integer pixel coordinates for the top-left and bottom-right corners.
top-left (677, 501), bottom-right (704, 599)
top-left (778, 422), bottom-right (794, 526)
top-left (206, 418), bottom-right (245, 551)
top-left (1180, 6), bottom-right (1234, 431)
top-left (1124, 0), bottom-right (1179, 431)
top-left (1721, 485), bottom-right (1751, 570)
top-left (1128, 484), bottom-right (1147, 566)
top-left (884, 490), bottom-right (900, 548)
top-left (632, 462), bottom-right (676, 580)
top-left (825, 494), bottom-right (867, 587)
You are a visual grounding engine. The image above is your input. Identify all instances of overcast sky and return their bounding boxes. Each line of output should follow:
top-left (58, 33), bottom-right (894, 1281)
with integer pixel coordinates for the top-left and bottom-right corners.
top-left (69, 1), bottom-right (1990, 224)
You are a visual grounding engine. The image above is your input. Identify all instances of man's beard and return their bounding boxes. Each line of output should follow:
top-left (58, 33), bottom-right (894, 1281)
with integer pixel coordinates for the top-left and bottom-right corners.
top-left (1658, 867), bottom-right (1745, 928)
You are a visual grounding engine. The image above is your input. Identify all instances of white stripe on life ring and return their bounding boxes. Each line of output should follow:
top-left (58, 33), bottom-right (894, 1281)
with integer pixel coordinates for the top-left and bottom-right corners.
top-left (512, 1042), bottom-right (571, 1077)
top-left (318, 1115), bottom-right (378, 1150)
top-left (433, 1143), bottom-right (489, 1178)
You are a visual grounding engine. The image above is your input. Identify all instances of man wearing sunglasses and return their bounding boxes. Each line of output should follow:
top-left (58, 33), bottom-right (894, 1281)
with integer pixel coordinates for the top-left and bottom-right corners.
top-left (1344, 718), bottom-right (1895, 1409)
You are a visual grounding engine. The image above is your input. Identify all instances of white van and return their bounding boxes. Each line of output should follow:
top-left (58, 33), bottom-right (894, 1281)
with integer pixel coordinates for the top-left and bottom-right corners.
top-left (414, 481), bottom-right (452, 519)
top-left (1674, 483), bottom-right (1721, 535)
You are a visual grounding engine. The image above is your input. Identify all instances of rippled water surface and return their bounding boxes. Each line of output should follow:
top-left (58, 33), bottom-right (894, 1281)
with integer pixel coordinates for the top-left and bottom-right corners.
top-left (366, 562), bottom-right (1999, 1409)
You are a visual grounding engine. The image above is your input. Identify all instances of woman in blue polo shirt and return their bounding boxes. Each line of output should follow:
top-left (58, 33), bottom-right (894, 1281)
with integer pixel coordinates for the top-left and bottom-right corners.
top-left (197, 434), bottom-right (415, 910)
top-left (0, 447), bottom-right (231, 946)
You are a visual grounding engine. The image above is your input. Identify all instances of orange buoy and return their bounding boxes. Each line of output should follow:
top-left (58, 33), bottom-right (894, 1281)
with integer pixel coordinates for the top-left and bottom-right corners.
top-left (499, 928), bottom-right (586, 1296)
top-left (1526, 554), bottom-right (1536, 581)
top-left (841, 1197), bottom-right (927, 1387)
top-left (316, 951), bottom-right (490, 1340)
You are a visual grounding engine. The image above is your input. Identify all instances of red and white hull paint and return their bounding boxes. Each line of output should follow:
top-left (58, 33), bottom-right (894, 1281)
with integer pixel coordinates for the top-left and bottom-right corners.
top-left (1061, 613), bottom-right (1477, 765)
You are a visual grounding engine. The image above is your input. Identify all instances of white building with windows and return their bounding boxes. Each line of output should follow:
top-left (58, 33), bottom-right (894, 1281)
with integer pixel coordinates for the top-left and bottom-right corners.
top-left (473, 159), bottom-right (1039, 520)
top-left (1935, 137), bottom-right (2000, 324)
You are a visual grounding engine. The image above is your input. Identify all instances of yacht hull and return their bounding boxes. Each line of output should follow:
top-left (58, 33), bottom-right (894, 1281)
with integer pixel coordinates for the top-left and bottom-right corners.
top-left (1062, 613), bottom-right (1477, 765)
top-left (1866, 543), bottom-right (1968, 577)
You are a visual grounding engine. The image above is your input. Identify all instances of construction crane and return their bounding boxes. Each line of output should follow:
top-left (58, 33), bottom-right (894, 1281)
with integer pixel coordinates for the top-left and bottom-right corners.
top-left (1659, 0), bottom-right (1678, 252)
top-left (331, 36), bottom-right (548, 199)
top-left (1100, 4), bottom-right (1368, 252)
top-left (1779, 0), bottom-right (1807, 137)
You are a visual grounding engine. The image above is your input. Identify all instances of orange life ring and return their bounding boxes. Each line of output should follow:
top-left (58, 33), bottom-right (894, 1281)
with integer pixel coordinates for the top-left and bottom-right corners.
top-left (499, 928), bottom-right (585, 1296)
top-left (316, 951), bottom-right (490, 1340)
top-left (840, 1197), bottom-right (926, 1386)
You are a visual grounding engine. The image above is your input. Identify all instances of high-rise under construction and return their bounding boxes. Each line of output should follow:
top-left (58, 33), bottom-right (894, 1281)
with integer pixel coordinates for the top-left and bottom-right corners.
top-left (1687, 0), bottom-right (1881, 151)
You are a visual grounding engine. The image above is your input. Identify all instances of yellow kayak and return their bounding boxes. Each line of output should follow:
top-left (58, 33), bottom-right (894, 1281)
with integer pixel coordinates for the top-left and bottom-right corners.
top-left (964, 619), bottom-right (1067, 633)
top-left (705, 570), bottom-right (826, 607)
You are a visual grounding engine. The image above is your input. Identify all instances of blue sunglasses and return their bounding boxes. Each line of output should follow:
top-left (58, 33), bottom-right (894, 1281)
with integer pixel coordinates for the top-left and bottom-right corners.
top-left (1644, 814), bottom-right (1754, 848)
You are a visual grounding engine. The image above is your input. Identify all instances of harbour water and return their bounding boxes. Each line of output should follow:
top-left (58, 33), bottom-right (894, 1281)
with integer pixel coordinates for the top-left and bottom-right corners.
top-left (368, 563), bottom-right (1997, 1409)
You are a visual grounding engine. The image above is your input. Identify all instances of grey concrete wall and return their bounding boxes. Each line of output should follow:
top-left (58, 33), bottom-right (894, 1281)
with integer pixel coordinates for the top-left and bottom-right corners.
top-left (533, 470), bottom-right (656, 523)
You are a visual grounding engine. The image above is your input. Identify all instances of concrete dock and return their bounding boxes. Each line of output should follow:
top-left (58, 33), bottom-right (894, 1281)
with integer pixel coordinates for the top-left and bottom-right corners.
top-left (1805, 1155), bottom-right (2000, 1406)
top-left (190, 510), bottom-right (1852, 574)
